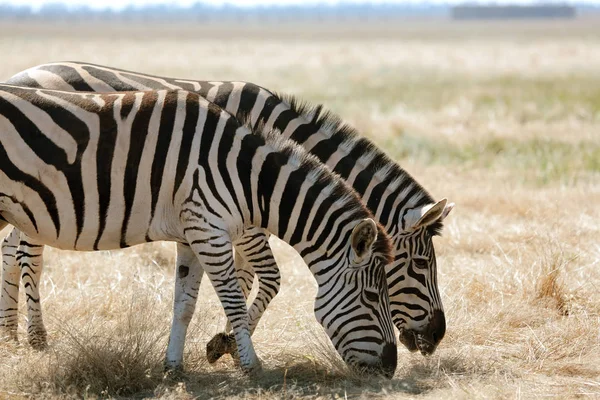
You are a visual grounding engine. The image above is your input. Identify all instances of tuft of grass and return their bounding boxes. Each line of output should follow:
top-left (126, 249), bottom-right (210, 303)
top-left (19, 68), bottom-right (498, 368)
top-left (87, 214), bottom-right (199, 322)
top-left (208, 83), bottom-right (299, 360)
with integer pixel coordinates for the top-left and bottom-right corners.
top-left (10, 295), bottom-right (171, 397)
top-left (535, 251), bottom-right (575, 316)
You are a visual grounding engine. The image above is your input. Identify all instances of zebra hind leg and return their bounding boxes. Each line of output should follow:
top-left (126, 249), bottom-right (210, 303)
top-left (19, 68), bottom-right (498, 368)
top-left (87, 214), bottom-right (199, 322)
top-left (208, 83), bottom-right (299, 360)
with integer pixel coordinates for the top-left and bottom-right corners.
top-left (19, 235), bottom-right (47, 350)
top-left (0, 228), bottom-right (21, 342)
top-left (184, 225), bottom-right (261, 374)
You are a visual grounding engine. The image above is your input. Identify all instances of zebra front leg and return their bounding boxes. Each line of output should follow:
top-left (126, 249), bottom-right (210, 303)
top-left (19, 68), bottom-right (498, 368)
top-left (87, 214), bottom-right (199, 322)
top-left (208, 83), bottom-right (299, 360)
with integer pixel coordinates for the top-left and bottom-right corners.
top-left (185, 228), bottom-right (261, 375)
top-left (206, 246), bottom-right (254, 364)
top-left (19, 235), bottom-right (46, 349)
top-left (164, 242), bottom-right (204, 371)
top-left (245, 242), bottom-right (280, 335)
top-left (208, 229), bottom-right (279, 362)
top-left (0, 228), bottom-right (21, 342)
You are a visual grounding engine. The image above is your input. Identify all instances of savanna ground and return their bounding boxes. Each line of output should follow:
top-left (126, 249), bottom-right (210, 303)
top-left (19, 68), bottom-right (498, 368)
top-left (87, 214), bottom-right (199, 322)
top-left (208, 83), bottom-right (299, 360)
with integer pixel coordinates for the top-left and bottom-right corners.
top-left (0, 18), bottom-right (599, 399)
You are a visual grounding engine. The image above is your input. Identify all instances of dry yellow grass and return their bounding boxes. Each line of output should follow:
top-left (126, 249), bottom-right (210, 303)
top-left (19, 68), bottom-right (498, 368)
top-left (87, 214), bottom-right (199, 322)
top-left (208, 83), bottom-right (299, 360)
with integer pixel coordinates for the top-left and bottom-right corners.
top-left (0, 19), bottom-right (599, 399)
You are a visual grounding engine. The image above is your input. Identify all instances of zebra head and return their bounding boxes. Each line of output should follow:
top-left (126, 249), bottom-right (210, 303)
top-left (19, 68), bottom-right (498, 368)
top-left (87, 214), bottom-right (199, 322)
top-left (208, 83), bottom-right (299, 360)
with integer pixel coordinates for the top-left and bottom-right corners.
top-left (389, 198), bottom-right (454, 356)
top-left (313, 218), bottom-right (397, 378)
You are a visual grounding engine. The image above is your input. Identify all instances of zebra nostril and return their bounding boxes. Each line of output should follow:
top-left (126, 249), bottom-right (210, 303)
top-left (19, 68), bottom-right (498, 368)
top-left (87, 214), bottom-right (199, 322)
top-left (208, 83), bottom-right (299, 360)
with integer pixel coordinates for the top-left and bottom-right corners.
top-left (381, 343), bottom-right (397, 377)
top-left (429, 309), bottom-right (446, 344)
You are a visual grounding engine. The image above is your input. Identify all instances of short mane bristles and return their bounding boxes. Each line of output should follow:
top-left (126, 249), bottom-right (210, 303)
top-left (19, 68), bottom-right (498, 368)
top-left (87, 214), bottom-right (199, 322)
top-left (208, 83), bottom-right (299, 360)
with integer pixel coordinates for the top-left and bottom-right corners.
top-left (237, 112), bottom-right (393, 261)
top-left (274, 92), bottom-right (444, 236)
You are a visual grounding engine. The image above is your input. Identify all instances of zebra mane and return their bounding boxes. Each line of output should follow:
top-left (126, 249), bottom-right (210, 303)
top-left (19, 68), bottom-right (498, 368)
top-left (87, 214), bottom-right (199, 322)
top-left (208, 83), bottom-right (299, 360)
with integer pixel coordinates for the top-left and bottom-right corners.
top-left (237, 114), bottom-right (393, 262)
top-left (273, 92), bottom-right (444, 237)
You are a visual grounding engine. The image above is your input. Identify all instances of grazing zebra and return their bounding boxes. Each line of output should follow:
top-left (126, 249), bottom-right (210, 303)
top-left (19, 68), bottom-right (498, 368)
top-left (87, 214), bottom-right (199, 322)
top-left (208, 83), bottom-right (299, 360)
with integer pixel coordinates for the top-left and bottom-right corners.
top-left (5, 62), bottom-right (454, 356)
top-left (0, 84), bottom-right (397, 376)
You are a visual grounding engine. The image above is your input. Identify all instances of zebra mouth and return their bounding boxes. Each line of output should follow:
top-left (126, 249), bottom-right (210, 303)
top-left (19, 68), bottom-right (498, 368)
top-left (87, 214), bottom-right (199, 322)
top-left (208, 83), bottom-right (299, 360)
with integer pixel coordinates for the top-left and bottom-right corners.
top-left (398, 329), bottom-right (437, 356)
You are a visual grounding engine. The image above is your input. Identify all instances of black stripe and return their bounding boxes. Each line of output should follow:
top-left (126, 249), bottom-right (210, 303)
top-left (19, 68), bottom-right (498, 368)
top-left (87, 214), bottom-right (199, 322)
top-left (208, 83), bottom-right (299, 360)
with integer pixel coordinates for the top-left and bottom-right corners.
top-left (169, 80), bottom-right (198, 92)
top-left (255, 94), bottom-right (280, 127)
top-left (217, 118), bottom-right (244, 219)
top-left (94, 95), bottom-right (119, 249)
top-left (237, 134), bottom-right (261, 223)
top-left (237, 84), bottom-right (260, 121)
top-left (38, 65), bottom-right (95, 91)
top-left (332, 143), bottom-right (362, 181)
top-left (32, 91), bottom-right (91, 246)
top-left (82, 66), bottom-right (140, 91)
top-left (0, 102), bottom-right (60, 236)
top-left (146, 91), bottom-right (178, 241)
top-left (272, 108), bottom-right (299, 133)
top-left (120, 92), bottom-right (136, 120)
top-left (6, 72), bottom-right (42, 88)
top-left (120, 71), bottom-right (171, 91)
top-left (120, 91), bottom-right (158, 248)
top-left (289, 123), bottom-right (319, 145)
top-left (306, 192), bottom-right (337, 242)
top-left (391, 186), bottom-right (422, 230)
top-left (289, 178), bottom-right (327, 246)
top-left (366, 175), bottom-right (395, 214)
top-left (0, 194), bottom-right (38, 232)
top-left (195, 82), bottom-right (215, 98)
top-left (257, 151), bottom-right (288, 229)
top-left (309, 131), bottom-right (346, 166)
top-left (378, 181), bottom-right (410, 229)
top-left (197, 104), bottom-right (231, 216)
top-left (173, 92), bottom-right (199, 201)
top-left (277, 168), bottom-right (308, 239)
top-left (212, 82), bottom-right (234, 109)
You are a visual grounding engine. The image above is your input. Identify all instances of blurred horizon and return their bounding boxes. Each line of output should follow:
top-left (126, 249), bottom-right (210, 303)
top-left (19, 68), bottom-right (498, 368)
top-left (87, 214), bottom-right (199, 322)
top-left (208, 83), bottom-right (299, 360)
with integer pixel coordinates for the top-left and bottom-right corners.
top-left (2, 0), bottom-right (600, 11)
top-left (1, 0), bottom-right (599, 20)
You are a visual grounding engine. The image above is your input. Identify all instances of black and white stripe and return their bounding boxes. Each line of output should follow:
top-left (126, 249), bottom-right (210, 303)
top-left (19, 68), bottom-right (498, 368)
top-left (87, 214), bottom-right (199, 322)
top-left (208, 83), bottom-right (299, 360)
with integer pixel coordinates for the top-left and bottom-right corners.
top-left (0, 84), bottom-right (396, 376)
top-left (5, 61), bottom-right (454, 355)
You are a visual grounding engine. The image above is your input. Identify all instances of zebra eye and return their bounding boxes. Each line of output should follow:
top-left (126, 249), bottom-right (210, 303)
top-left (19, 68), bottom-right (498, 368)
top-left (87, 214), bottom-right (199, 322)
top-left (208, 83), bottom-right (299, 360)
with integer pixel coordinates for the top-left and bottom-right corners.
top-left (413, 258), bottom-right (428, 269)
top-left (365, 290), bottom-right (379, 303)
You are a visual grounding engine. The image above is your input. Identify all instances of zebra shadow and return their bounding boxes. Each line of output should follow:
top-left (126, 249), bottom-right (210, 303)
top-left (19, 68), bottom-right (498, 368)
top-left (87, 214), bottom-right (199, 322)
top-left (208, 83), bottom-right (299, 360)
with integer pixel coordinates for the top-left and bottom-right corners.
top-left (158, 359), bottom-right (438, 398)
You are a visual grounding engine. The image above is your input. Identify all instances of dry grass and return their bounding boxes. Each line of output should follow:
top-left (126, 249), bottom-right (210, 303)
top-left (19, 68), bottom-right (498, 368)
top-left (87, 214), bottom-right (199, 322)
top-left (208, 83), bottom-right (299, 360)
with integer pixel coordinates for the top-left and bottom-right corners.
top-left (1, 18), bottom-right (599, 399)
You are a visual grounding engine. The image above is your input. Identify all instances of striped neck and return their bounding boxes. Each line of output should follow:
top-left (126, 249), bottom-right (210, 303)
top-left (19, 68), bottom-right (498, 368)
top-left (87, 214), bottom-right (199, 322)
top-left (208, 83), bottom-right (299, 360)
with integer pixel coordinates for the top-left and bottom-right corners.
top-left (232, 127), bottom-right (389, 274)
top-left (268, 94), bottom-right (438, 234)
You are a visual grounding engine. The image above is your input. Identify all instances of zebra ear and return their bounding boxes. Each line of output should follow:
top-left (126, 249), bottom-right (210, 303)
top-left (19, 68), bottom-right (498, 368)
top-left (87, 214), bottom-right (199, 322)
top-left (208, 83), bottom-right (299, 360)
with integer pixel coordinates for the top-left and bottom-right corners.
top-left (441, 201), bottom-right (454, 221)
top-left (351, 218), bottom-right (378, 263)
top-left (404, 199), bottom-right (448, 230)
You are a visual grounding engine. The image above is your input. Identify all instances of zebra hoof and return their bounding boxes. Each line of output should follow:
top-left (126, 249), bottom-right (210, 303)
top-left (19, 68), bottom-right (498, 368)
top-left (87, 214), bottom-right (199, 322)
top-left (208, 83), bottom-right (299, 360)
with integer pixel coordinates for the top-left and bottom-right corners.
top-left (241, 358), bottom-right (263, 377)
top-left (163, 362), bottom-right (185, 378)
top-left (28, 330), bottom-right (47, 350)
top-left (0, 326), bottom-right (18, 343)
top-left (206, 332), bottom-right (236, 363)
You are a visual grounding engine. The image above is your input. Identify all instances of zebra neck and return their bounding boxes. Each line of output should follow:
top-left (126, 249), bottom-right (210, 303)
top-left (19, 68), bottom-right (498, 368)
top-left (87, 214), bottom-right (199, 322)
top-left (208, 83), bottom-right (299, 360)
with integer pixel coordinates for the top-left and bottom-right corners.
top-left (240, 140), bottom-right (365, 274)
top-left (268, 96), bottom-right (435, 232)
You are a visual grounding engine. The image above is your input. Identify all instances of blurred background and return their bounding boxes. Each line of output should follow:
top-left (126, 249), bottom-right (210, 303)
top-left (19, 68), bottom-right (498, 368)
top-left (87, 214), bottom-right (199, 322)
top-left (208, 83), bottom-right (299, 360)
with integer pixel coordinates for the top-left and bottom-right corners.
top-left (0, 1), bottom-right (599, 399)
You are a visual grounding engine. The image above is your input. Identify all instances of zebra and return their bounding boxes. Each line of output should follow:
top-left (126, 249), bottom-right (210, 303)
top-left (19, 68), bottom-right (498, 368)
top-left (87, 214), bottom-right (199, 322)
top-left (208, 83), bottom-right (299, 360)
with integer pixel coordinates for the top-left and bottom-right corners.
top-left (0, 84), bottom-right (397, 376)
top-left (5, 62), bottom-right (454, 356)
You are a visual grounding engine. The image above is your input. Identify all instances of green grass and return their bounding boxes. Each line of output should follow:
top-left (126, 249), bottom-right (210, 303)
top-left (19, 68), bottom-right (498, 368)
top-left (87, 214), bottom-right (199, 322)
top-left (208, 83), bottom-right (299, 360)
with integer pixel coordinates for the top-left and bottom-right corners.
top-left (300, 72), bottom-right (600, 118)
top-left (388, 133), bottom-right (600, 185)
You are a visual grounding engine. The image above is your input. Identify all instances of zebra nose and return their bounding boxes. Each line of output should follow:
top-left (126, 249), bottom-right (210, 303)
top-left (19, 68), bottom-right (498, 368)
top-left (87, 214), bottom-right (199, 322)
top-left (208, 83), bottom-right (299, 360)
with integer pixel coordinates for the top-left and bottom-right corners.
top-left (381, 342), bottom-right (397, 378)
top-left (428, 309), bottom-right (446, 345)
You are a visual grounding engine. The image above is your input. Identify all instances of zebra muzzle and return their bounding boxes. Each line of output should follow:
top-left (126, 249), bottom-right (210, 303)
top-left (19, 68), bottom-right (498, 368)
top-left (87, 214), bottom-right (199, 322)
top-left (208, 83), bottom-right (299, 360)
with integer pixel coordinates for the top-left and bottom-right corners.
top-left (206, 332), bottom-right (237, 363)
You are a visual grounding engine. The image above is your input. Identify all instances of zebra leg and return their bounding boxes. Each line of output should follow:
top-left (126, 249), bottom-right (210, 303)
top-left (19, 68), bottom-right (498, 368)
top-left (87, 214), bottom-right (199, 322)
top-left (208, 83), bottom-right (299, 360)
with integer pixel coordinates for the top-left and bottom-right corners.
top-left (0, 228), bottom-right (21, 341)
top-left (18, 235), bottom-right (46, 349)
top-left (164, 242), bottom-right (204, 371)
top-left (208, 229), bottom-right (279, 362)
top-left (184, 228), bottom-right (261, 375)
top-left (222, 245), bottom-right (255, 333)
top-left (240, 231), bottom-right (279, 336)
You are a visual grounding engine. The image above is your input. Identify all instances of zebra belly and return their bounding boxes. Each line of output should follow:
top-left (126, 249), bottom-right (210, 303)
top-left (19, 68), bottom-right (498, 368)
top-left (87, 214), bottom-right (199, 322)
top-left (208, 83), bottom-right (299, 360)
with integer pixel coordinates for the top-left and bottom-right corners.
top-left (0, 187), bottom-right (181, 251)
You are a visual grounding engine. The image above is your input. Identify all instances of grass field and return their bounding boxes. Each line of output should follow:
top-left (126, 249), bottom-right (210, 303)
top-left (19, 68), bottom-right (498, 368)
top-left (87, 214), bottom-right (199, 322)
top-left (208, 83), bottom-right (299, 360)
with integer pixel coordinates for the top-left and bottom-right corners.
top-left (0, 19), bottom-right (599, 399)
